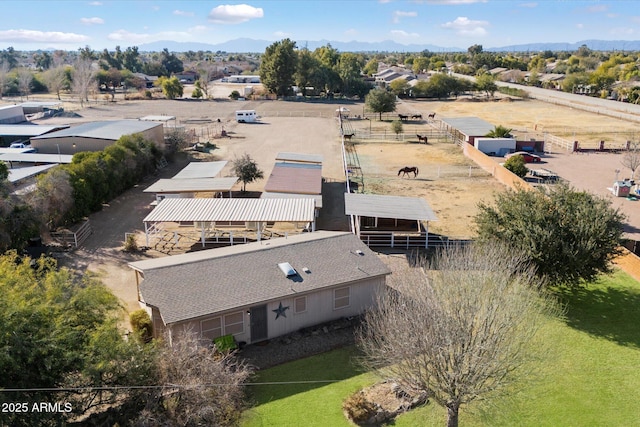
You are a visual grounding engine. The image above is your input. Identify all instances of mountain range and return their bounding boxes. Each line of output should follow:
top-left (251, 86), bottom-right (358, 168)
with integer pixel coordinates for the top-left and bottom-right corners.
top-left (137, 38), bottom-right (640, 53)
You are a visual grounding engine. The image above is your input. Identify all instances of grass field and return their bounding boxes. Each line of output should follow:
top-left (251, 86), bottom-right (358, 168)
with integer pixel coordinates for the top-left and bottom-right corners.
top-left (241, 269), bottom-right (640, 427)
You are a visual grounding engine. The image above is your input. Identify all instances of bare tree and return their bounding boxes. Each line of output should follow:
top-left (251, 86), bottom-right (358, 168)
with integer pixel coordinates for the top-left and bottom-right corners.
top-left (17, 68), bottom-right (32, 100)
top-left (134, 331), bottom-right (252, 426)
top-left (196, 62), bottom-right (219, 99)
top-left (358, 244), bottom-right (559, 427)
top-left (43, 65), bottom-right (68, 100)
top-left (72, 58), bottom-right (96, 107)
top-left (622, 140), bottom-right (640, 180)
top-left (0, 61), bottom-right (9, 99)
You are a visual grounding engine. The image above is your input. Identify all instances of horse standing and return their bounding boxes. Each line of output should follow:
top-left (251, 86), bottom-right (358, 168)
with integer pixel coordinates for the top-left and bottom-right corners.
top-left (398, 166), bottom-right (419, 178)
top-left (416, 134), bottom-right (428, 144)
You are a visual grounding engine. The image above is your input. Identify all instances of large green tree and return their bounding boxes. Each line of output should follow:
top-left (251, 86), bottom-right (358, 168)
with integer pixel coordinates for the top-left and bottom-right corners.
top-left (475, 184), bottom-right (625, 287)
top-left (364, 88), bottom-right (397, 120)
top-left (260, 38), bottom-right (298, 97)
top-left (0, 253), bottom-right (156, 426)
top-left (232, 153), bottom-right (264, 192)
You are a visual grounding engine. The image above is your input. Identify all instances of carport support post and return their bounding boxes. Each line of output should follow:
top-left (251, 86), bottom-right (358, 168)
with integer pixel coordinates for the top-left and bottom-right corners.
top-left (201, 227), bottom-right (205, 247)
top-left (145, 222), bottom-right (149, 246)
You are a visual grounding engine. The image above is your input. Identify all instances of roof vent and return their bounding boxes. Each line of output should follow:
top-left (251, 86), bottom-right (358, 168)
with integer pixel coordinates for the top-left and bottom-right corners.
top-left (356, 250), bottom-right (364, 256)
top-left (302, 267), bottom-right (311, 274)
top-left (278, 262), bottom-right (297, 277)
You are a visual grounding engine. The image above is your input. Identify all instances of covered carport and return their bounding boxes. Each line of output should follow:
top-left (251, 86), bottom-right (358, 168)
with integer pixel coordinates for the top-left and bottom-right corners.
top-left (344, 193), bottom-right (438, 248)
top-left (144, 177), bottom-right (239, 202)
top-left (143, 197), bottom-right (317, 248)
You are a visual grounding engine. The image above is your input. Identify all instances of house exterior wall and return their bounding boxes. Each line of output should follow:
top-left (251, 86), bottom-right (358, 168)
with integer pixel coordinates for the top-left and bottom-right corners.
top-left (162, 276), bottom-right (385, 346)
top-left (30, 125), bottom-right (164, 154)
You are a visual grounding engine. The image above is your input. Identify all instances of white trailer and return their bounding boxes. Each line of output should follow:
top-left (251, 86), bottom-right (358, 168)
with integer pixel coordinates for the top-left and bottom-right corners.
top-left (235, 110), bottom-right (258, 123)
top-left (474, 138), bottom-right (516, 156)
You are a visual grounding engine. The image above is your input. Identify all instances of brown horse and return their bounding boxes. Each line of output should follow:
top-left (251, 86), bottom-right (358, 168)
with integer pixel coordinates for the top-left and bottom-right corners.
top-left (343, 133), bottom-right (354, 140)
top-left (398, 166), bottom-right (419, 178)
top-left (428, 112), bottom-right (436, 119)
top-left (416, 134), bottom-right (428, 144)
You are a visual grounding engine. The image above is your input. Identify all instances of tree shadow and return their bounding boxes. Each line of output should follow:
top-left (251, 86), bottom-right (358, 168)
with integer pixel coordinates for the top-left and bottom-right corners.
top-left (554, 277), bottom-right (640, 348)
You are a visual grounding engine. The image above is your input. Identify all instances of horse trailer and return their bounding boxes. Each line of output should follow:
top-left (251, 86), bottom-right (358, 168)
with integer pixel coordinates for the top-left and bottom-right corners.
top-left (235, 110), bottom-right (258, 123)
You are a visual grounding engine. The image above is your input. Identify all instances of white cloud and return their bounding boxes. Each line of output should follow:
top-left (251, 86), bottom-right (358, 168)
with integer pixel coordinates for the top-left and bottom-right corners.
top-left (88, 1), bottom-right (102, 5)
top-left (576, 23), bottom-right (584, 29)
top-left (208, 4), bottom-right (264, 24)
top-left (344, 28), bottom-right (358, 37)
top-left (379, 0), bottom-right (392, 3)
top-left (610, 27), bottom-right (635, 36)
top-left (273, 30), bottom-right (291, 38)
top-left (189, 25), bottom-right (208, 33)
top-left (107, 29), bottom-right (192, 44)
top-left (392, 11), bottom-right (417, 24)
top-left (518, 2), bottom-right (537, 8)
top-left (586, 4), bottom-right (608, 13)
top-left (173, 10), bottom-right (194, 17)
top-left (425, 0), bottom-right (487, 4)
top-left (0, 29), bottom-right (89, 44)
top-left (80, 17), bottom-right (104, 25)
top-left (390, 29), bottom-right (420, 38)
top-left (441, 16), bottom-right (489, 37)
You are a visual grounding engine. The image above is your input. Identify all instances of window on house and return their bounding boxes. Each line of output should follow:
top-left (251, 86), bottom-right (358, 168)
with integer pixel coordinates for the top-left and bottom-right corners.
top-left (201, 317), bottom-right (222, 340)
top-left (334, 287), bottom-right (350, 310)
top-left (224, 312), bottom-right (244, 335)
top-left (294, 296), bottom-right (307, 314)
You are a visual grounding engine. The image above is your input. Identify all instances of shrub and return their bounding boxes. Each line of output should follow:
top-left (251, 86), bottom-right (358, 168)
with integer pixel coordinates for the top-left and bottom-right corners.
top-left (343, 391), bottom-right (376, 424)
top-left (229, 90), bottom-right (240, 100)
top-left (129, 309), bottom-right (153, 343)
top-left (123, 233), bottom-right (139, 252)
top-left (504, 154), bottom-right (528, 177)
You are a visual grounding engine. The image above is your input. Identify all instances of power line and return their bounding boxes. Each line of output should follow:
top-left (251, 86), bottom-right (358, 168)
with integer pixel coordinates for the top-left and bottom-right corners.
top-left (0, 380), bottom-right (342, 393)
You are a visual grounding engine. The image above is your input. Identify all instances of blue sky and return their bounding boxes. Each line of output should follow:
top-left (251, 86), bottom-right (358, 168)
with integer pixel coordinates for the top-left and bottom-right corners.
top-left (2, 1), bottom-right (640, 51)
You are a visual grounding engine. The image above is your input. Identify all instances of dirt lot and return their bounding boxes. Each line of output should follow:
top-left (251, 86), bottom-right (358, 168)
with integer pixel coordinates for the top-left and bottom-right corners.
top-left (8, 88), bottom-right (640, 319)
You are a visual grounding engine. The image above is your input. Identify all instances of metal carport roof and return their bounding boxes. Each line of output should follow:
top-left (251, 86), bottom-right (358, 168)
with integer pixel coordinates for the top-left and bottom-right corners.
top-left (144, 177), bottom-right (238, 193)
top-left (439, 117), bottom-right (495, 137)
top-left (172, 161), bottom-right (228, 179)
top-left (344, 193), bottom-right (438, 222)
top-left (144, 197), bottom-right (316, 223)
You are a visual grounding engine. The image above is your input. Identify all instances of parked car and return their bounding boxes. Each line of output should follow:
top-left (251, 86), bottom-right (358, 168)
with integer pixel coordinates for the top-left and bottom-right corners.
top-left (504, 151), bottom-right (542, 163)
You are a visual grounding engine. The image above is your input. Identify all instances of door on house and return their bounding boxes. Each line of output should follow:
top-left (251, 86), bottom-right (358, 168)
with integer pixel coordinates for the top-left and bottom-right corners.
top-left (250, 305), bottom-right (268, 342)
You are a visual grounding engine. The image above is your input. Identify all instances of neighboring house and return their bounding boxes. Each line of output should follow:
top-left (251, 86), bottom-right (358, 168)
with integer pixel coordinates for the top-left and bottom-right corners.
top-left (30, 120), bottom-right (164, 154)
top-left (133, 72), bottom-right (159, 88)
top-left (173, 70), bottom-right (198, 83)
top-left (128, 231), bottom-right (391, 345)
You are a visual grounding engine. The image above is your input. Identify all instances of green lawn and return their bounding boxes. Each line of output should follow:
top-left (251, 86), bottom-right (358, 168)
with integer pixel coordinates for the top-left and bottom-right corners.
top-left (242, 270), bottom-right (640, 427)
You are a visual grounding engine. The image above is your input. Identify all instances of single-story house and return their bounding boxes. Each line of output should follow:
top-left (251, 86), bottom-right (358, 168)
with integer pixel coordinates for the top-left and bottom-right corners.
top-left (30, 120), bottom-right (164, 154)
top-left (129, 231), bottom-right (391, 345)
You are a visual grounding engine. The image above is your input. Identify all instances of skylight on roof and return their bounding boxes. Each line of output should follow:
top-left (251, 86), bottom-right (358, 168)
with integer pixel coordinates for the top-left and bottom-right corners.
top-left (278, 262), bottom-right (297, 277)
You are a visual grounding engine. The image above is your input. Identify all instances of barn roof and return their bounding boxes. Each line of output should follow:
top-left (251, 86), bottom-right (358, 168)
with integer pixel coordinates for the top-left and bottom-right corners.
top-left (264, 162), bottom-right (322, 195)
top-left (439, 117), bottom-right (495, 137)
top-left (172, 161), bottom-right (228, 179)
top-left (129, 231), bottom-right (391, 324)
top-left (31, 120), bottom-right (161, 141)
top-left (344, 193), bottom-right (438, 222)
top-left (275, 152), bottom-right (323, 164)
top-left (143, 197), bottom-right (316, 223)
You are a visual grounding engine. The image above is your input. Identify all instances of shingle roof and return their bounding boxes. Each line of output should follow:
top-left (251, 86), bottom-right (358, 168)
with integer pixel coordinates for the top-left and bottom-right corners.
top-left (130, 231), bottom-right (391, 324)
top-left (31, 120), bottom-right (161, 141)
